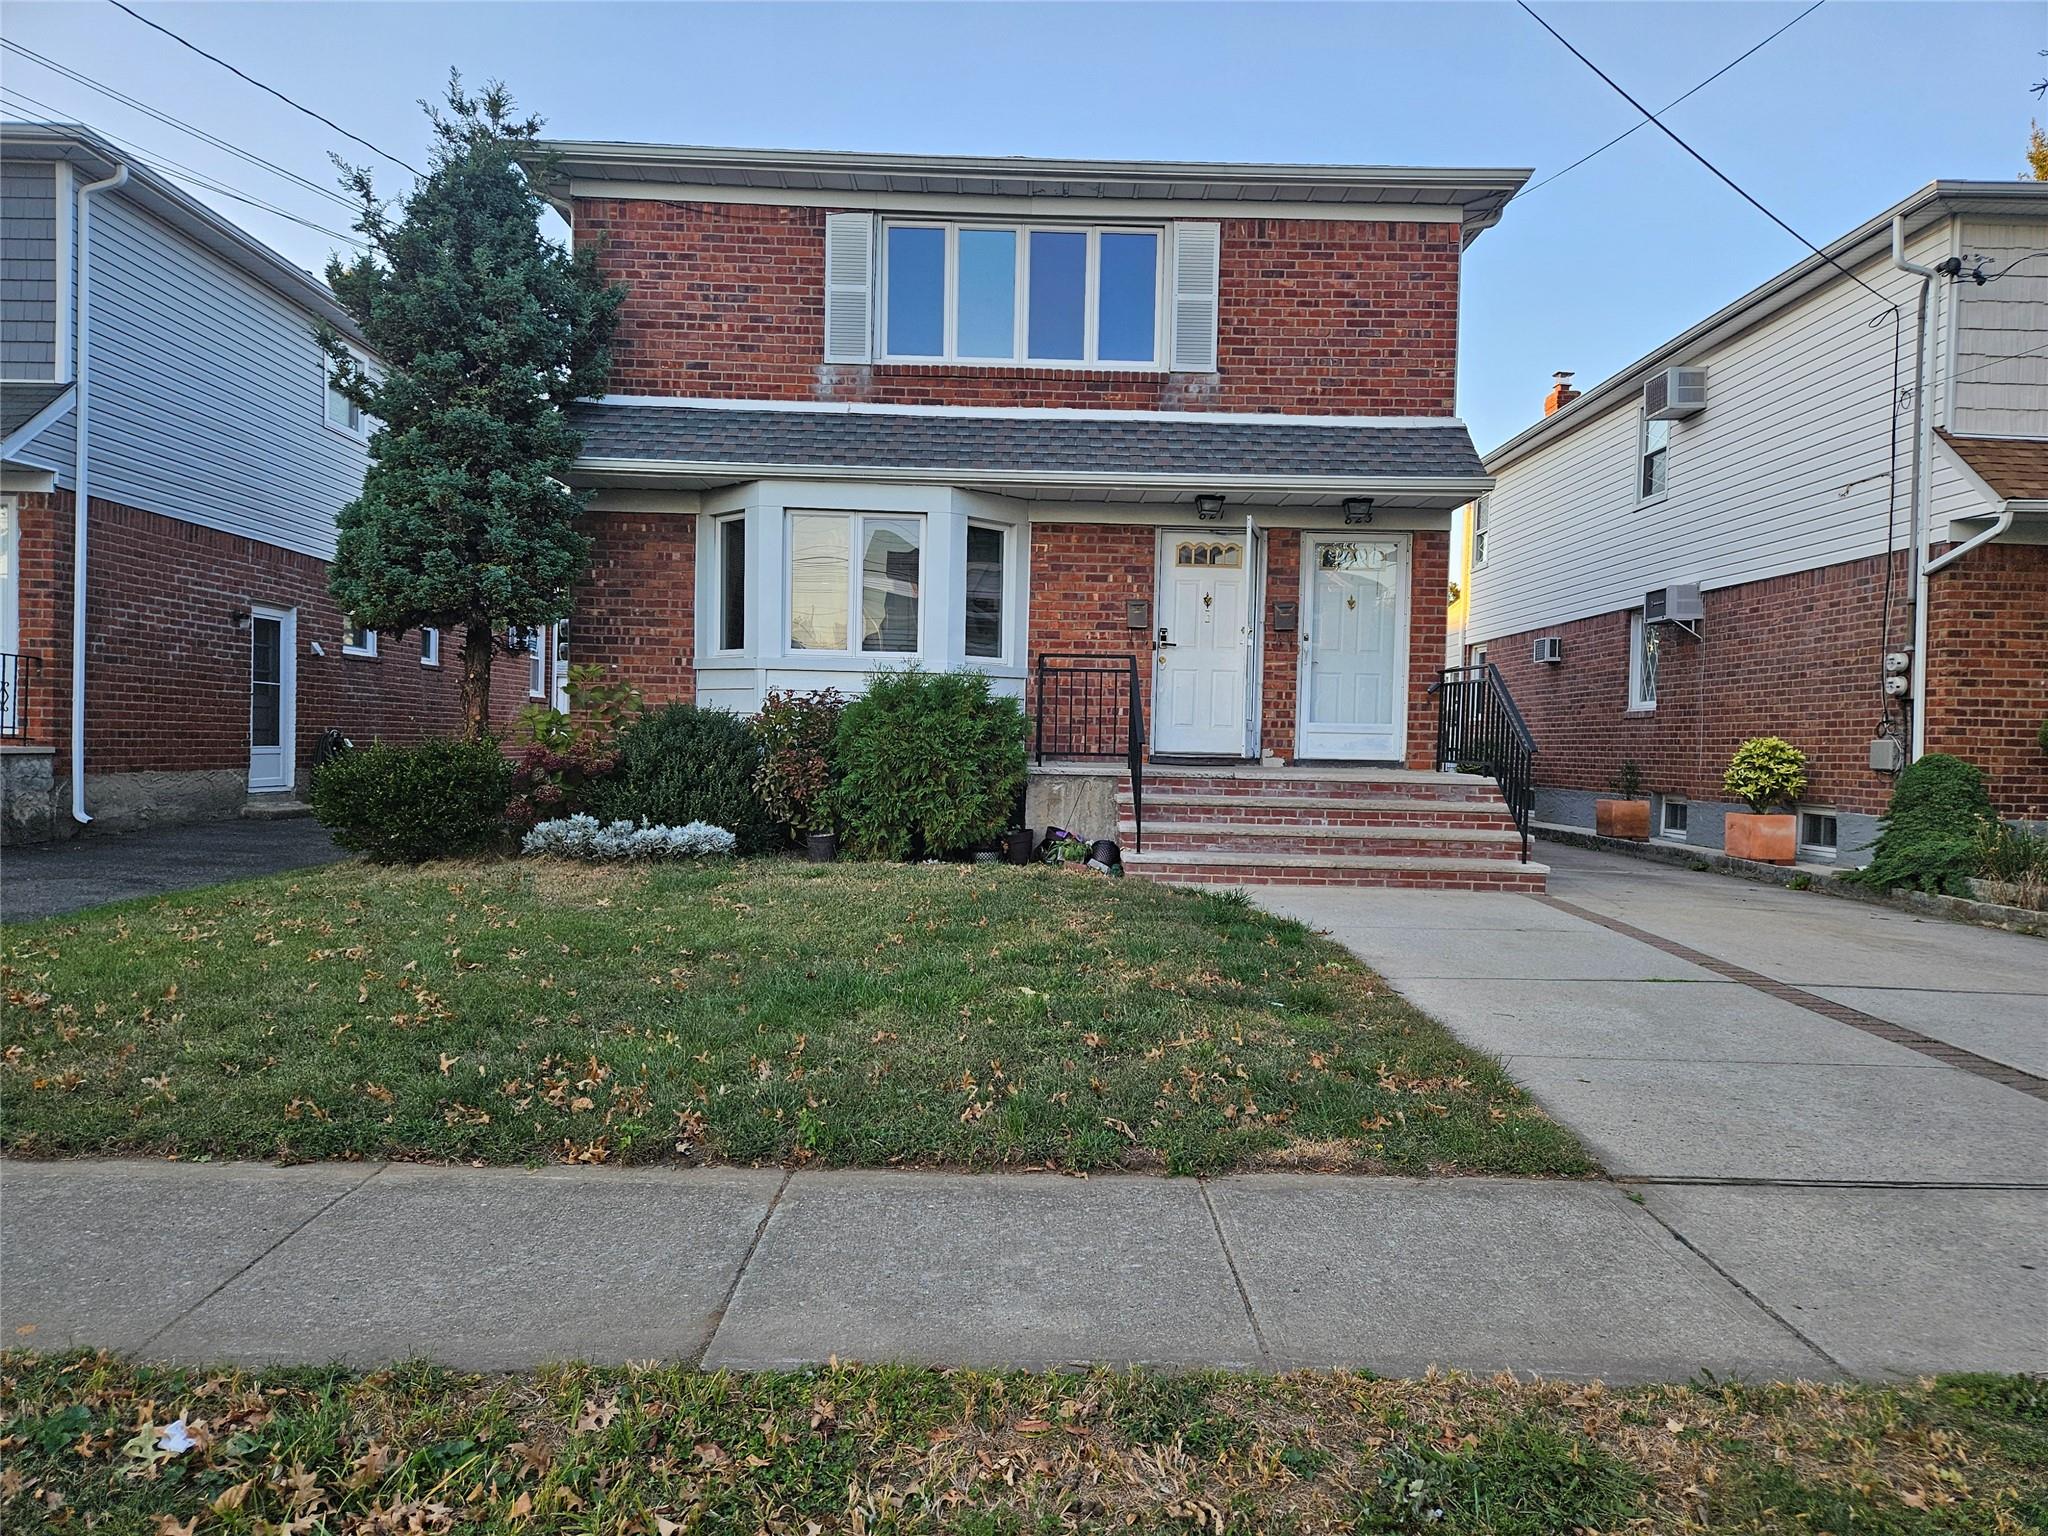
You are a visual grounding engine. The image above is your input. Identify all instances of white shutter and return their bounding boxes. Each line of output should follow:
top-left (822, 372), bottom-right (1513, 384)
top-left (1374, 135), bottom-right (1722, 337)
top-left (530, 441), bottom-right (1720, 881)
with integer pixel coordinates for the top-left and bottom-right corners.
top-left (823, 212), bottom-right (875, 364)
top-left (1169, 221), bottom-right (1221, 373)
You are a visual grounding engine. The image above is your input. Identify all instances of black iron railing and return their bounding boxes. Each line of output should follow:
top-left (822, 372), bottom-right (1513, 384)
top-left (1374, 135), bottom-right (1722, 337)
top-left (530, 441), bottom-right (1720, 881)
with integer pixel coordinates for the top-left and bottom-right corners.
top-left (1429, 662), bottom-right (1536, 861)
top-left (0, 652), bottom-right (30, 741)
top-left (1034, 652), bottom-right (1144, 852)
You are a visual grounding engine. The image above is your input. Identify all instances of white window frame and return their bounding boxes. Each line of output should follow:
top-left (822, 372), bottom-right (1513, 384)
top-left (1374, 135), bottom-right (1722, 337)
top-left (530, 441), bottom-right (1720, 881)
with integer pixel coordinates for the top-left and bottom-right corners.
top-left (1660, 798), bottom-right (1689, 841)
top-left (1799, 809), bottom-right (1839, 860)
top-left (785, 510), bottom-right (926, 658)
top-left (551, 624), bottom-right (569, 711)
top-left (419, 627), bottom-right (440, 667)
top-left (878, 220), bottom-right (1167, 370)
top-left (1636, 409), bottom-right (1670, 505)
top-left (341, 615), bottom-right (377, 658)
top-left (713, 512), bottom-right (748, 655)
top-left (1627, 610), bottom-right (1658, 712)
top-left (1470, 496), bottom-right (1490, 567)
top-left (962, 518), bottom-right (1013, 666)
top-left (324, 352), bottom-right (369, 441)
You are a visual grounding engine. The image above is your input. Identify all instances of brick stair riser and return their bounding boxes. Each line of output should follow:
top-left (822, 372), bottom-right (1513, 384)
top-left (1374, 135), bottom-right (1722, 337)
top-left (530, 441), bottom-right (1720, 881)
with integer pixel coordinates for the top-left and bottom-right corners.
top-left (1120, 800), bottom-right (1510, 830)
top-left (1135, 776), bottom-right (1501, 804)
top-left (1131, 829), bottom-right (1523, 859)
top-left (1131, 864), bottom-right (1547, 891)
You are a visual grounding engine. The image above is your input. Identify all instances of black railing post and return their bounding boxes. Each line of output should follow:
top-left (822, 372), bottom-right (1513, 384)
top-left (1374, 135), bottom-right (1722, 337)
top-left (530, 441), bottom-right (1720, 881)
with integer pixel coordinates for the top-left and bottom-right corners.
top-left (1428, 662), bottom-right (1537, 864)
top-left (1031, 652), bottom-right (1145, 854)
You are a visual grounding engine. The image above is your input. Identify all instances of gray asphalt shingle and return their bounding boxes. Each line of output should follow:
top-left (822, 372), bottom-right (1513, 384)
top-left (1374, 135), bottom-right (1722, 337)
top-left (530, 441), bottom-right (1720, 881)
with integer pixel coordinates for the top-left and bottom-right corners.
top-left (0, 378), bottom-right (69, 442)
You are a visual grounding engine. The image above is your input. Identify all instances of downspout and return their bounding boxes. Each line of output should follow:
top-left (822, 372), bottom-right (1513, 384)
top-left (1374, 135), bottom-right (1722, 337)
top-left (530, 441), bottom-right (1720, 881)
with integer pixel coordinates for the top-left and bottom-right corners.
top-left (69, 161), bottom-right (129, 824)
top-left (1923, 501), bottom-right (2015, 574)
top-left (1890, 214), bottom-right (1936, 762)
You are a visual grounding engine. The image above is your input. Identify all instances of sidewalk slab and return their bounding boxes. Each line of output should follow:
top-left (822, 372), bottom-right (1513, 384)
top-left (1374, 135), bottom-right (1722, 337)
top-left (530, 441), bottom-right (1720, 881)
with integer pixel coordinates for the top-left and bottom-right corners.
top-left (0, 1160), bottom-right (370, 1351)
top-left (1642, 1186), bottom-right (2048, 1376)
top-left (703, 1171), bottom-right (1258, 1370)
top-left (1805, 986), bottom-right (2048, 1079)
top-left (149, 1164), bottom-right (783, 1369)
top-left (1206, 1176), bottom-right (1826, 1383)
top-left (1253, 901), bottom-right (1717, 983)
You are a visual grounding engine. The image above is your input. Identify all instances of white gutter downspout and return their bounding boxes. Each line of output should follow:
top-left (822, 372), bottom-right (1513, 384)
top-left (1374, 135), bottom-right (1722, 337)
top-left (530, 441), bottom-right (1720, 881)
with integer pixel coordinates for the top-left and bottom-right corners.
top-left (70, 161), bottom-right (129, 824)
top-left (1890, 214), bottom-right (1937, 762)
top-left (1924, 500), bottom-right (2016, 574)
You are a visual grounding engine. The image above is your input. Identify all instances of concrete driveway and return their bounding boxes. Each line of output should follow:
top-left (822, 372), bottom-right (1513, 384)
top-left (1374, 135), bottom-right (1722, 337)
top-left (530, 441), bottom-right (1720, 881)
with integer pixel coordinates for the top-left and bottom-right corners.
top-left (1253, 843), bottom-right (2048, 1376)
top-left (0, 817), bottom-right (344, 923)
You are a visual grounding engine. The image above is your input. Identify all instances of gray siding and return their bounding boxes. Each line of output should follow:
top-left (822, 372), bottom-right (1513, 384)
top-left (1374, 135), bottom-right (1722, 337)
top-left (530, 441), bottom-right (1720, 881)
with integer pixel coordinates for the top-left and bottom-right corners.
top-left (1, 161), bottom-right (58, 379)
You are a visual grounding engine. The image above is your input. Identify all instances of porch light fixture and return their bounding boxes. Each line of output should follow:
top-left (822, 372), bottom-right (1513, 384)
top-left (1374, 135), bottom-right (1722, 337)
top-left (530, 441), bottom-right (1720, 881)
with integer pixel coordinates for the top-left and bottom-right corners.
top-left (1194, 494), bottom-right (1225, 521)
top-left (1343, 498), bottom-right (1375, 526)
top-left (229, 607), bottom-right (253, 632)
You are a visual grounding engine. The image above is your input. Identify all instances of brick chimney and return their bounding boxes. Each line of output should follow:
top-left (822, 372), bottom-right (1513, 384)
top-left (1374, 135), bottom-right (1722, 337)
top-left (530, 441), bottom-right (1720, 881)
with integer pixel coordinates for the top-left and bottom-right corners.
top-left (1543, 371), bottom-right (1579, 416)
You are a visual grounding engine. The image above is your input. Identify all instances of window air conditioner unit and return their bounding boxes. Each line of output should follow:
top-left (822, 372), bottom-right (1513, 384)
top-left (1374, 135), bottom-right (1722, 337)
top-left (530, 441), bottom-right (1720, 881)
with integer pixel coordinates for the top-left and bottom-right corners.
top-left (1531, 636), bottom-right (1562, 664)
top-left (1644, 583), bottom-right (1704, 624)
top-left (1644, 366), bottom-right (1707, 421)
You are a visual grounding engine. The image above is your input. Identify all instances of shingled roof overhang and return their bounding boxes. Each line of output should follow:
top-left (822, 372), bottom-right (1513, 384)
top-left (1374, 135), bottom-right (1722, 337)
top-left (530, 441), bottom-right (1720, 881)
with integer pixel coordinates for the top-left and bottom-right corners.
top-left (566, 400), bottom-right (1493, 504)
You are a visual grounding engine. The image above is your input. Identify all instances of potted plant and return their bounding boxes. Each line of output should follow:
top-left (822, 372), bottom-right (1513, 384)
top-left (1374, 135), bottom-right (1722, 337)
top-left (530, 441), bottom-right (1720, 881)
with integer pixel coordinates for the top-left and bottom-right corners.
top-left (1721, 736), bottom-right (1808, 864)
top-left (1595, 760), bottom-right (1650, 840)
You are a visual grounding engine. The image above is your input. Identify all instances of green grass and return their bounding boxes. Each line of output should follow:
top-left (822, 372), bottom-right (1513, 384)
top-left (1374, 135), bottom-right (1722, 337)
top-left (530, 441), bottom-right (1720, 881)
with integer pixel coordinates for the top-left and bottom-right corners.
top-left (0, 859), bottom-right (1586, 1176)
top-left (6, 1353), bottom-right (2045, 1534)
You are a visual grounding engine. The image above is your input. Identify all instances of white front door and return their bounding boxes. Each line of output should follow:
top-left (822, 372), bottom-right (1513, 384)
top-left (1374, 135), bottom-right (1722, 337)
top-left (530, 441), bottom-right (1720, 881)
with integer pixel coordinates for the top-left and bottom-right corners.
top-left (1153, 529), bottom-right (1249, 756)
top-left (248, 605), bottom-right (297, 792)
top-left (1298, 533), bottom-right (1409, 761)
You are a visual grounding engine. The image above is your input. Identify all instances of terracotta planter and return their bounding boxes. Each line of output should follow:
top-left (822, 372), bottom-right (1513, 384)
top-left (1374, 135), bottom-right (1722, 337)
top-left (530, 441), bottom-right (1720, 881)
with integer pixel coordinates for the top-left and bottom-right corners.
top-left (1594, 798), bottom-right (1651, 840)
top-left (1724, 812), bottom-right (1797, 865)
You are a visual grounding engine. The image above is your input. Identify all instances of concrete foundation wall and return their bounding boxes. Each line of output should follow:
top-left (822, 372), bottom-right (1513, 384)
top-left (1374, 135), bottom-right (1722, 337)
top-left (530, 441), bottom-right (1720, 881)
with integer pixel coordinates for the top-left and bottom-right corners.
top-left (1534, 785), bottom-right (1881, 869)
top-left (1024, 766), bottom-right (1123, 844)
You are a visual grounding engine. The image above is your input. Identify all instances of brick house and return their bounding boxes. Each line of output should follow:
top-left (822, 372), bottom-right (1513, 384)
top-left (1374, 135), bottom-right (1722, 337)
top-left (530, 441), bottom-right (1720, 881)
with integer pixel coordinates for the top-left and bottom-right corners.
top-left (532, 141), bottom-right (1545, 888)
top-left (1463, 181), bottom-right (2048, 865)
top-left (0, 123), bottom-right (535, 843)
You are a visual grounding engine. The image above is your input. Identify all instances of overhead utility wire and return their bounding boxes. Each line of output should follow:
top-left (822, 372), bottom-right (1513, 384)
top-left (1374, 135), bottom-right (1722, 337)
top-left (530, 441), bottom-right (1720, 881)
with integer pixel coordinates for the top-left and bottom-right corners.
top-left (1516, 0), bottom-right (1825, 198)
top-left (103, 0), bottom-right (423, 177)
top-left (0, 82), bottom-right (365, 247)
top-left (1, 38), bottom-right (357, 210)
top-left (1516, 0), bottom-right (1895, 312)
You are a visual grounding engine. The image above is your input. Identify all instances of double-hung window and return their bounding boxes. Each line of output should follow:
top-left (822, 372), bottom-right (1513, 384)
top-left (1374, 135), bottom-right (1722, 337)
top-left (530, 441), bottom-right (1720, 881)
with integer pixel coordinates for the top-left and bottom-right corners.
top-left (964, 522), bottom-right (1008, 661)
top-left (325, 354), bottom-right (369, 439)
top-left (882, 222), bottom-right (1162, 367)
top-left (788, 511), bottom-right (923, 655)
top-left (1471, 496), bottom-right (1490, 565)
top-left (1627, 611), bottom-right (1658, 712)
top-left (1638, 412), bottom-right (1670, 501)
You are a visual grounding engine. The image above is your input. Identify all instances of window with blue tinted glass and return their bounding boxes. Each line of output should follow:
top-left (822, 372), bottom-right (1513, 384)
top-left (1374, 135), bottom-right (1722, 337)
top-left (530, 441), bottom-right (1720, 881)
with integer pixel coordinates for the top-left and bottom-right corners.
top-left (955, 229), bottom-right (1016, 359)
top-left (1097, 232), bottom-right (1158, 363)
top-left (885, 226), bottom-right (945, 356)
top-left (1027, 231), bottom-right (1087, 360)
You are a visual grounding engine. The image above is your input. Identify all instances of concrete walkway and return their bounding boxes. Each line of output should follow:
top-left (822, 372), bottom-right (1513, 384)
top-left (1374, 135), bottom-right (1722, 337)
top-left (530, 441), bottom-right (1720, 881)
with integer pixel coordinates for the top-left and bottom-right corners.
top-left (0, 817), bottom-right (342, 923)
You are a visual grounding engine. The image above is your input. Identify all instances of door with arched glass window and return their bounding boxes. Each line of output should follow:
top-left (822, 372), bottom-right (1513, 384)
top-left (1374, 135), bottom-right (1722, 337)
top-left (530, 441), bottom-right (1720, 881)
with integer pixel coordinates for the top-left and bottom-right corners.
top-left (1153, 530), bottom-right (1249, 756)
top-left (1298, 533), bottom-right (1408, 761)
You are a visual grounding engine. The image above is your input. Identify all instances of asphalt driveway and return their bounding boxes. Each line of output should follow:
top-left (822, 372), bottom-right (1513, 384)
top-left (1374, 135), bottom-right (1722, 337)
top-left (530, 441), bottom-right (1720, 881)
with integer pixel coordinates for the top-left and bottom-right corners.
top-left (0, 817), bottom-right (344, 923)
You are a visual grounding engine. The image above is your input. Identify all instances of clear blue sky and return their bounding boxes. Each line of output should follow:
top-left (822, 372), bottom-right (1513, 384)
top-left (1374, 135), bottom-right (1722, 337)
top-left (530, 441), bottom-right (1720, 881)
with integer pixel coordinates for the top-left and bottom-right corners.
top-left (5, 1), bottom-right (2041, 449)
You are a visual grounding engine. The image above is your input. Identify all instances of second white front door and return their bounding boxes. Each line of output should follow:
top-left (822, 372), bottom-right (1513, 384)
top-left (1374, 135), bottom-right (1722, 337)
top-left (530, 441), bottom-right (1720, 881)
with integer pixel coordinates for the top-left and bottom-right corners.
top-left (1298, 533), bottom-right (1408, 761)
top-left (1153, 530), bottom-right (1248, 756)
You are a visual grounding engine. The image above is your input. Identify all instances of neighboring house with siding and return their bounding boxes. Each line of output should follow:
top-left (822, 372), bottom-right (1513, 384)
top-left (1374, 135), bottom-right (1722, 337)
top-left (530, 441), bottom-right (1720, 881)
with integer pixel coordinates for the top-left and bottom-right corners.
top-left (0, 122), bottom-right (532, 843)
top-left (523, 140), bottom-right (1546, 888)
top-left (1463, 180), bottom-right (2048, 865)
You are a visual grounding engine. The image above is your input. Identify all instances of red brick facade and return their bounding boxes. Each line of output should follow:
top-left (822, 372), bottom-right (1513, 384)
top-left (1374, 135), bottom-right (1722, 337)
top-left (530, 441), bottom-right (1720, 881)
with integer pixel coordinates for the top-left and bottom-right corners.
top-left (578, 199), bottom-right (1460, 415)
top-left (574, 510), bottom-right (697, 708)
top-left (1472, 547), bottom-right (2048, 822)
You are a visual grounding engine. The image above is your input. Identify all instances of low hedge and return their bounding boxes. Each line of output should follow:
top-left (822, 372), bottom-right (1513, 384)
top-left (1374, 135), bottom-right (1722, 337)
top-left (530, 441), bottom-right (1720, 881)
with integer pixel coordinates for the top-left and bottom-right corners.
top-left (589, 704), bottom-right (780, 855)
top-left (309, 739), bottom-right (512, 863)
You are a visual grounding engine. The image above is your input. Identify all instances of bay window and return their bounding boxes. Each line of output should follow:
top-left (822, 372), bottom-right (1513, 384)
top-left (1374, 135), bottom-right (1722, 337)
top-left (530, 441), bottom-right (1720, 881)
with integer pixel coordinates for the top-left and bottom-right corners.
top-left (965, 523), bottom-right (1007, 660)
top-left (788, 511), bottom-right (923, 655)
top-left (716, 514), bottom-right (747, 652)
top-left (882, 221), bottom-right (1162, 366)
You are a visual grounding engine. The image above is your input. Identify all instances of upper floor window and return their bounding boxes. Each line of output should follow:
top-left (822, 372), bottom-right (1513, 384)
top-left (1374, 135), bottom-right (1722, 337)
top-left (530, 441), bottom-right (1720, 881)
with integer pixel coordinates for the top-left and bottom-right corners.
top-left (1471, 496), bottom-right (1490, 565)
top-left (325, 355), bottom-right (368, 439)
top-left (881, 222), bottom-right (1162, 367)
top-left (1637, 412), bottom-right (1670, 502)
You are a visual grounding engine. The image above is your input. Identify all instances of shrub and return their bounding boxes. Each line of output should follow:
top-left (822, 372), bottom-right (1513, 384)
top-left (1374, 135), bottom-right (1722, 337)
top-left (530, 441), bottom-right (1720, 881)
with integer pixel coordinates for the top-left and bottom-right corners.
top-left (1722, 736), bottom-right (1807, 814)
top-left (1844, 753), bottom-right (1995, 896)
top-left (309, 738), bottom-right (511, 862)
top-left (589, 703), bottom-right (779, 854)
top-left (504, 664), bottom-right (642, 830)
top-left (752, 688), bottom-right (845, 838)
top-left (830, 666), bottom-right (1028, 860)
top-left (1976, 819), bottom-right (2048, 911)
top-left (1607, 760), bottom-right (1644, 799)
top-left (523, 813), bottom-right (735, 860)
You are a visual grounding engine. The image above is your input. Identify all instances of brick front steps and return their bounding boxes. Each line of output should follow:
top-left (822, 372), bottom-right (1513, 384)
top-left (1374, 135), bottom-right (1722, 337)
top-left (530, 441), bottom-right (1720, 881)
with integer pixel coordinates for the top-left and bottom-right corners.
top-left (1119, 767), bottom-right (1547, 892)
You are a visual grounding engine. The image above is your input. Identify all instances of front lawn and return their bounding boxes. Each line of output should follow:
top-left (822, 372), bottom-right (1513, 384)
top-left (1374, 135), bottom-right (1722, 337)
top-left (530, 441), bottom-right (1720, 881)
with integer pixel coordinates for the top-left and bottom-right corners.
top-left (6, 1352), bottom-right (2044, 1534)
top-left (1, 859), bottom-right (1585, 1175)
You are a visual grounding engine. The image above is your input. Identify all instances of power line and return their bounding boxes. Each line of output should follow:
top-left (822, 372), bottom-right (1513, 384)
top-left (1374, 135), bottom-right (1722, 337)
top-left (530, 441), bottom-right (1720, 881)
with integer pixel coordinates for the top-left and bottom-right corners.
top-left (0, 83), bottom-right (365, 248)
top-left (103, 0), bottom-right (423, 178)
top-left (1, 37), bottom-right (357, 211)
top-left (1516, 0), bottom-right (1824, 198)
top-left (1949, 334), bottom-right (2048, 384)
top-left (1517, 0), bottom-right (1896, 312)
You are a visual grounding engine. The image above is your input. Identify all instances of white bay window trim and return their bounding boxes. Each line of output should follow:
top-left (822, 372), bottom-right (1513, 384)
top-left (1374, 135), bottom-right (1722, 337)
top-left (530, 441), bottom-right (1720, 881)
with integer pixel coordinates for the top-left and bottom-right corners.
top-left (786, 509), bottom-right (927, 658)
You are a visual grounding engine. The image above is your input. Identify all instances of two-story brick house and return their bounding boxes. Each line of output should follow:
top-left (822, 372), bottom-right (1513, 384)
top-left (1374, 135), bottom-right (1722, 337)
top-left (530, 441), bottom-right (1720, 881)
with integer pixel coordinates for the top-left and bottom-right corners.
top-left (531, 142), bottom-right (1545, 887)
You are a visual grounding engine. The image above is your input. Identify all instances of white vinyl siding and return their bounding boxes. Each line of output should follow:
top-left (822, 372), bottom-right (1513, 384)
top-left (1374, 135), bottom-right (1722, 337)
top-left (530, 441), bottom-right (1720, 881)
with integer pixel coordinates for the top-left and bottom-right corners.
top-left (1469, 221), bottom-right (1959, 643)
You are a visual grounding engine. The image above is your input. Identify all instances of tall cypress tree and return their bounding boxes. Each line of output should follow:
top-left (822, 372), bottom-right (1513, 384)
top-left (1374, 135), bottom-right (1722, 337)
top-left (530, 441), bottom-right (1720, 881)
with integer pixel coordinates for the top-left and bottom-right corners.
top-left (322, 76), bottom-right (623, 739)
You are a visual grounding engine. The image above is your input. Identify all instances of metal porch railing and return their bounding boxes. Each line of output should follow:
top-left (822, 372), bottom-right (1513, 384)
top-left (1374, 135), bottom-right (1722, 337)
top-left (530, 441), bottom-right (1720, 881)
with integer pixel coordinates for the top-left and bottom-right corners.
top-left (1033, 652), bottom-right (1144, 853)
top-left (1429, 662), bottom-right (1536, 861)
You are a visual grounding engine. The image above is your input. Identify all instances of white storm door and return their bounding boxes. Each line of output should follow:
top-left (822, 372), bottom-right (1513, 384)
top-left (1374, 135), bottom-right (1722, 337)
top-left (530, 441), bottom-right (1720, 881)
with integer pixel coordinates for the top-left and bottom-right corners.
top-left (1153, 529), bottom-right (1249, 756)
top-left (1299, 534), bottom-right (1408, 761)
top-left (248, 605), bottom-right (297, 792)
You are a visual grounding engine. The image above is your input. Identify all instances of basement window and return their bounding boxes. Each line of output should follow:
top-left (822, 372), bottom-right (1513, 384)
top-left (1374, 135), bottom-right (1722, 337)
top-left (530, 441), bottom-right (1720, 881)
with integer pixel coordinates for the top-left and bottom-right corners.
top-left (1800, 810), bottom-right (1839, 860)
top-left (1660, 799), bottom-right (1689, 841)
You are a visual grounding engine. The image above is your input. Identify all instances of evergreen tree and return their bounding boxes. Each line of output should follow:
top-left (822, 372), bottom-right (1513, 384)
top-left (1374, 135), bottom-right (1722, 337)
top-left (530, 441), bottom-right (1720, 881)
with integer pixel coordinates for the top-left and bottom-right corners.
top-left (321, 75), bottom-right (623, 738)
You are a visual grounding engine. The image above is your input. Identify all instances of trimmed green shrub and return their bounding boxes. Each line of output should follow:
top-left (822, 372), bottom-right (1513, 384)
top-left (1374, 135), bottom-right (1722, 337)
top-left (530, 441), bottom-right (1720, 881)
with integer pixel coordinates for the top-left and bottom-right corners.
top-left (1722, 736), bottom-right (1807, 814)
top-left (752, 688), bottom-right (845, 838)
top-left (589, 703), bottom-right (778, 854)
top-left (1844, 753), bottom-right (1995, 895)
top-left (830, 666), bottom-right (1028, 860)
top-left (309, 738), bottom-right (512, 863)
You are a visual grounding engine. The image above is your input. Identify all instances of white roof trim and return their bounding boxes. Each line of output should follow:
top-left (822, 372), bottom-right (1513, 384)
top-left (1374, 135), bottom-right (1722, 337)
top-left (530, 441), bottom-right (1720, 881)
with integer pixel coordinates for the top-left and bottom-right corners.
top-left (595, 393), bottom-right (1468, 431)
top-left (0, 383), bottom-right (76, 460)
